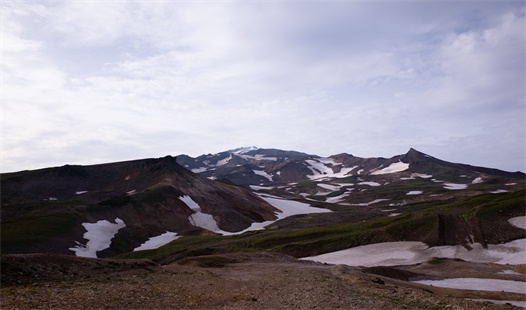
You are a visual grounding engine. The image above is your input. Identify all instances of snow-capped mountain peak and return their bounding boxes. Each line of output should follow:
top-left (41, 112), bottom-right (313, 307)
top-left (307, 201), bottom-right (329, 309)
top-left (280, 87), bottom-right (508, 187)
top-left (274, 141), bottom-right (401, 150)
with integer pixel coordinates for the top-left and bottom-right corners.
top-left (227, 146), bottom-right (260, 155)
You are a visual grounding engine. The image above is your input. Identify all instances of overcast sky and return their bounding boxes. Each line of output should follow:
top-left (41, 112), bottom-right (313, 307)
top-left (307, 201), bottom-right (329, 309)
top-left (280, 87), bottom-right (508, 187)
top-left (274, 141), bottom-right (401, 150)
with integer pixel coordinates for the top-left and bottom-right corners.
top-left (2, 1), bottom-right (525, 173)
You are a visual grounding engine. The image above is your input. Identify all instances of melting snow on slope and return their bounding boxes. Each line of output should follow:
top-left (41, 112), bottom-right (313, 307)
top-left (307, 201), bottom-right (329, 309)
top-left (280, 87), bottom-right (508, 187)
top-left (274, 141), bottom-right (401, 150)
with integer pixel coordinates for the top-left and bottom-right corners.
top-left (178, 194), bottom-right (331, 237)
top-left (179, 195), bottom-right (223, 234)
top-left (317, 183), bottom-right (341, 191)
top-left (222, 194), bottom-right (332, 235)
top-left (302, 218), bottom-right (526, 267)
top-left (301, 239), bottom-right (526, 267)
top-left (472, 177), bottom-right (484, 184)
top-left (70, 218), bottom-right (126, 258)
top-left (134, 231), bottom-right (180, 251)
top-left (358, 181), bottom-right (381, 187)
top-left (305, 158), bottom-right (356, 180)
top-left (371, 161), bottom-right (409, 175)
top-left (443, 183), bottom-right (468, 190)
top-left (509, 216), bottom-right (526, 230)
top-left (253, 169), bottom-right (273, 181)
top-left (412, 278), bottom-right (526, 295)
top-left (352, 199), bottom-right (390, 206)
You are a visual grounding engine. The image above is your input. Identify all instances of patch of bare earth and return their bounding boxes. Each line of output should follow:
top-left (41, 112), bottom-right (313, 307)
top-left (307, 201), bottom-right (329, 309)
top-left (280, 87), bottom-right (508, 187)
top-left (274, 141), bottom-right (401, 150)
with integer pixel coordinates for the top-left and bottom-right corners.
top-left (0, 253), bottom-right (521, 309)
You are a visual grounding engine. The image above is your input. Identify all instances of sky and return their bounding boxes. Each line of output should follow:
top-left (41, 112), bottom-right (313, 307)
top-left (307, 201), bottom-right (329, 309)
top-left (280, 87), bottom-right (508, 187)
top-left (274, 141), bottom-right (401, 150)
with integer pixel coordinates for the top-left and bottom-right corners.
top-left (1, 1), bottom-right (525, 173)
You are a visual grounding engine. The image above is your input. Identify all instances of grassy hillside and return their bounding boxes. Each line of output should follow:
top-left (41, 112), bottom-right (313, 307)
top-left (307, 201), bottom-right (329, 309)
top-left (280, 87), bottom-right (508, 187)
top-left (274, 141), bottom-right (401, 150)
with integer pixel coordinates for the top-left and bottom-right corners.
top-left (118, 189), bottom-right (525, 264)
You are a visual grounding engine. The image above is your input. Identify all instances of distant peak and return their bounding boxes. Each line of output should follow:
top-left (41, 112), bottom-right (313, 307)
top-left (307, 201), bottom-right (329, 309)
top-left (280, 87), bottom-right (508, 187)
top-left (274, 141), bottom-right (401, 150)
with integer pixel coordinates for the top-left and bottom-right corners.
top-left (227, 146), bottom-right (259, 155)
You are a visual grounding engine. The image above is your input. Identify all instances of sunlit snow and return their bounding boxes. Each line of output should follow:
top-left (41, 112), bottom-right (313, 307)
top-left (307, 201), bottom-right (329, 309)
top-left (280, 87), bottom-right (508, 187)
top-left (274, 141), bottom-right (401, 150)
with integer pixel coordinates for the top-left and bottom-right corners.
top-left (406, 191), bottom-right (423, 195)
top-left (70, 218), bottom-right (126, 258)
top-left (134, 231), bottom-right (180, 251)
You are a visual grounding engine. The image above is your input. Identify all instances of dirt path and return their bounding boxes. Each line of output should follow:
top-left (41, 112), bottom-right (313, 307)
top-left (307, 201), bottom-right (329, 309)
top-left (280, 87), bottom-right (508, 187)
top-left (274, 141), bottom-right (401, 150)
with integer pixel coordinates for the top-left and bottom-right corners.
top-left (0, 253), bottom-right (521, 309)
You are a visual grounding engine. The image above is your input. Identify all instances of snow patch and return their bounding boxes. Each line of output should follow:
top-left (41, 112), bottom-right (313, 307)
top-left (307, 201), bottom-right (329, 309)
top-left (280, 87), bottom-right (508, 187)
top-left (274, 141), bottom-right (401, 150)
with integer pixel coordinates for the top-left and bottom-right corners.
top-left (179, 195), bottom-right (224, 234)
top-left (352, 199), bottom-right (389, 206)
top-left (490, 189), bottom-right (508, 194)
top-left (443, 183), bottom-right (468, 190)
top-left (301, 238), bottom-right (526, 267)
top-left (412, 173), bottom-right (433, 178)
top-left (317, 183), bottom-right (341, 191)
top-left (250, 185), bottom-right (274, 191)
top-left (191, 167), bottom-right (208, 173)
top-left (358, 181), bottom-right (381, 187)
top-left (253, 169), bottom-right (273, 181)
top-left (412, 278), bottom-right (526, 294)
top-left (70, 218), bottom-right (126, 258)
top-left (508, 216), bottom-right (526, 230)
top-left (75, 191), bottom-right (88, 195)
top-left (406, 191), bottom-right (423, 195)
top-left (134, 231), bottom-right (180, 251)
top-left (472, 177), bottom-right (484, 184)
top-left (371, 161), bottom-right (409, 175)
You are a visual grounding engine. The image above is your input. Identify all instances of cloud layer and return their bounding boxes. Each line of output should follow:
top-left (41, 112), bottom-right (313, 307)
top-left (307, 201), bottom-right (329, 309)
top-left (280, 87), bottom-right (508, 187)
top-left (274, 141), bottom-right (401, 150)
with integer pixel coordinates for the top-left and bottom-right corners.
top-left (2, 1), bottom-right (524, 172)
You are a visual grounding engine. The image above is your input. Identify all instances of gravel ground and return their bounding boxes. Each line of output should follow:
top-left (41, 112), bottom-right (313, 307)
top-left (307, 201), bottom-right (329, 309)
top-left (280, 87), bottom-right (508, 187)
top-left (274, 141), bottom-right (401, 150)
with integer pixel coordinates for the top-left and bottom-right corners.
top-left (0, 253), bottom-right (522, 309)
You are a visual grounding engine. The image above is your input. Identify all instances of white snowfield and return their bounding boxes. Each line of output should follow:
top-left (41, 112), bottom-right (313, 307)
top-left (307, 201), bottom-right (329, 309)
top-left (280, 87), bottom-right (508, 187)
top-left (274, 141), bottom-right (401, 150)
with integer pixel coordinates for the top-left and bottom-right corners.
top-left (178, 194), bottom-right (331, 238)
top-left (180, 195), bottom-right (224, 234)
top-left (472, 177), bottom-right (484, 184)
top-left (413, 278), bottom-right (526, 295)
top-left (358, 181), bottom-right (381, 187)
top-left (70, 218), bottom-right (126, 258)
top-left (134, 231), bottom-right (180, 251)
top-left (301, 216), bottom-right (526, 267)
top-left (301, 238), bottom-right (526, 267)
top-left (305, 158), bottom-right (357, 180)
top-left (317, 183), bottom-right (341, 191)
top-left (253, 169), bottom-right (273, 181)
top-left (443, 183), bottom-right (468, 190)
top-left (371, 161), bottom-right (409, 175)
top-left (509, 216), bottom-right (526, 230)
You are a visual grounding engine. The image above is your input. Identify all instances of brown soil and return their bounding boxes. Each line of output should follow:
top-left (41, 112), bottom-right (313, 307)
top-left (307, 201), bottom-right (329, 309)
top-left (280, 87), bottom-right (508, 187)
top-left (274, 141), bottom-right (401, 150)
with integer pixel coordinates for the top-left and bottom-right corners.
top-left (1, 253), bottom-right (522, 309)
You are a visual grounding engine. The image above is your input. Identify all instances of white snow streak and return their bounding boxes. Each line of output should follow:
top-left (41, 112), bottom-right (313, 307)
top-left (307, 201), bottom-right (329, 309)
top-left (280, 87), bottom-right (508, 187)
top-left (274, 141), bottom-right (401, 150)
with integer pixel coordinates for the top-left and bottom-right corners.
top-left (134, 231), bottom-right (180, 251)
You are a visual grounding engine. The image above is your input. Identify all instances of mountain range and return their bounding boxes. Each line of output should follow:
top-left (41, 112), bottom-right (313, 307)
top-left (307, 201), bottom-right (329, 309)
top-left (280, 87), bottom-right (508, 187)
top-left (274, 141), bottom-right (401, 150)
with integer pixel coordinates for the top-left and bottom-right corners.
top-left (1, 147), bottom-right (524, 258)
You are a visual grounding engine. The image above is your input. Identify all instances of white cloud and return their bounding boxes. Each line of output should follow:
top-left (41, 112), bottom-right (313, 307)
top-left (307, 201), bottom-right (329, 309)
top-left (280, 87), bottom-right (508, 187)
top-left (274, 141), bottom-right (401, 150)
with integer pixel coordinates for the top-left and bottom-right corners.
top-left (1, 2), bottom-right (524, 172)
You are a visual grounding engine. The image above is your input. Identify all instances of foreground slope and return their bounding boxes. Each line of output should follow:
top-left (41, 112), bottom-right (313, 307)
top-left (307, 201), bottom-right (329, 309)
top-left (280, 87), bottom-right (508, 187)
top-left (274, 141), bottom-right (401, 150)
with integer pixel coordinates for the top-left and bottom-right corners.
top-left (0, 252), bottom-right (518, 309)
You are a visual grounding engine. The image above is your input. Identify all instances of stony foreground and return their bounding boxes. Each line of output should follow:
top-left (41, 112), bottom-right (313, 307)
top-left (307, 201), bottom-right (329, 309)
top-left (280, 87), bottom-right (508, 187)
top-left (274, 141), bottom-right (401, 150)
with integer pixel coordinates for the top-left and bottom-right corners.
top-left (0, 253), bottom-right (521, 309)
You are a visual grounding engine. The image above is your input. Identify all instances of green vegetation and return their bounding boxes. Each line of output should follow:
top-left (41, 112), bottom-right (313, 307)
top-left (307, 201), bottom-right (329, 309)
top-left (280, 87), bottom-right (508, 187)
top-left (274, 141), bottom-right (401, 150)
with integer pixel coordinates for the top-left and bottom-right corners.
top-left (118, 190), bottom-right (524, 263)
top-left (1, 213), bottom-right (78, 252)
